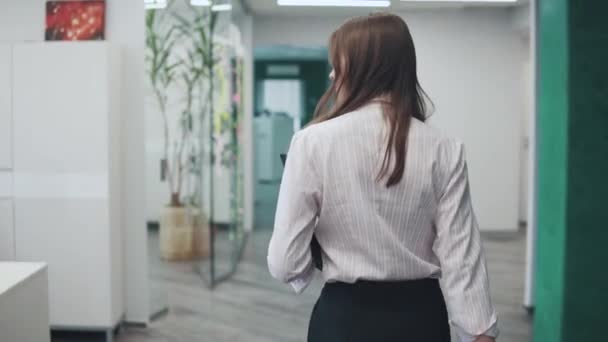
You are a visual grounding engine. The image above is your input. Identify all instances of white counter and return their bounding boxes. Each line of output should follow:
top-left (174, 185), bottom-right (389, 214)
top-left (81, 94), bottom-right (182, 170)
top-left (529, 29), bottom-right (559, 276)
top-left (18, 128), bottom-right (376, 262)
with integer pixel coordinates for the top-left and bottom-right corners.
top-left (0, 262), bottom-right (49, 342)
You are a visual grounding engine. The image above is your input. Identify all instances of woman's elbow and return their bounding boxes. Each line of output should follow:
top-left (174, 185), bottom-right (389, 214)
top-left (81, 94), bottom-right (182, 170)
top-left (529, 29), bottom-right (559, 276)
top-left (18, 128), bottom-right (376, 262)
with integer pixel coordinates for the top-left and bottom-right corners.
top-left (267, 255), bottom-right (289, 282)
top-left (267, 242), bottom-right (291, 282)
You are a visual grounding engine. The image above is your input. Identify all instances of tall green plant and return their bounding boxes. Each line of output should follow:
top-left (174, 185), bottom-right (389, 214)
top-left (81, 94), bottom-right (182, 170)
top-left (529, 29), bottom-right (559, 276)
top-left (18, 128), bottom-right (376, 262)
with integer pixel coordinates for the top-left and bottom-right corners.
top-left (146, 2), bottom-right (219, 208)
top-left (146, 7), bottom-right (187, 206)
top-left (173, 7), bottom-right (219, 207)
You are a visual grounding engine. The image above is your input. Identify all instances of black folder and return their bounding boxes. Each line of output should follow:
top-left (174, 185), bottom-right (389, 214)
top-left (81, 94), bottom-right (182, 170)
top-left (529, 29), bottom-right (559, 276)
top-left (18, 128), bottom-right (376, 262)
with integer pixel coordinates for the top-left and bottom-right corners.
top-left (280, 153), bottom-right (323, 271)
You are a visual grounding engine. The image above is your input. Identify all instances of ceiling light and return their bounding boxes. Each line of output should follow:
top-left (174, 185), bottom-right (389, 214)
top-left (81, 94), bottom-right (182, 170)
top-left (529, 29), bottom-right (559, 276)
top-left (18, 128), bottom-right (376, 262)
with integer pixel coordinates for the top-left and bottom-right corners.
top-left (278, 0), bottom-right (391, 7)
top-left (400, 0), bottom-right (516, 2)
top-left (212, 3), bottom-right (233, 11)
top-left (145, 0), bottom-right (167, 9)
top-left (191, 0), bottom-right (212, 5)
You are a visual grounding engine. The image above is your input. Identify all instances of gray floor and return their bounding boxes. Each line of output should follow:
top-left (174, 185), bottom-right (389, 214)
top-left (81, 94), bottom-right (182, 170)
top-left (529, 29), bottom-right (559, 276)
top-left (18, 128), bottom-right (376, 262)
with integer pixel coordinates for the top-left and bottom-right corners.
top-left (52, 229), bottom-right (532, 342)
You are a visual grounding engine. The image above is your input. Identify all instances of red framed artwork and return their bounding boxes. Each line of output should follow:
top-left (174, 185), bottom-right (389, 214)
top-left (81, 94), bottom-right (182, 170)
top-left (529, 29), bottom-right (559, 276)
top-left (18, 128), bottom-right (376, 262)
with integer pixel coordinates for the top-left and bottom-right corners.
top-left (45, 1), bottom-right (106, 41)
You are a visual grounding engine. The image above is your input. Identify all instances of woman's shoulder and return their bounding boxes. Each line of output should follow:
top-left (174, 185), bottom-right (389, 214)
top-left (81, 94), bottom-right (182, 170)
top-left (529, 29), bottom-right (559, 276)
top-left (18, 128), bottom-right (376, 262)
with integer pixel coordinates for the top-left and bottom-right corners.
top-left (294, 113), bottom-right (352, 141)
top-left (409, 120), bottom-right (468, 172)
top-left (411, 119), bottom-right (464, 150)
top-left (299, 105), bottom-right (382, 138)
top-left (291, 123), bottom-right (321, 143)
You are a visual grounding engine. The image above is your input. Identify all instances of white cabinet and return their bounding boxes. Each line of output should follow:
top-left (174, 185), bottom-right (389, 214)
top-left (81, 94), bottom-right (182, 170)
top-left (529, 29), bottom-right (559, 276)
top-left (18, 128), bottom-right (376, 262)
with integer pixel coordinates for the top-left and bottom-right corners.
top-left (0, 44), bottom-right (12, 169)
top-left (0, 44), bottom-right (15, 262)
top-left (12, 42), bottom-right (123, 331)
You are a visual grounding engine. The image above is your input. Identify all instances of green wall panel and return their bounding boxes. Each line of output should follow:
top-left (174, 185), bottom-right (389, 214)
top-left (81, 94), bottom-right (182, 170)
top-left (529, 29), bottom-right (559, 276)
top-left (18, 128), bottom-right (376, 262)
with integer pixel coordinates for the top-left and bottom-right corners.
top-left (562, 2), bottom-right (608, 340)
top-left (534, 0), bottom-right (569, 340)
top-left (535, 2), bottom-right (608, 341)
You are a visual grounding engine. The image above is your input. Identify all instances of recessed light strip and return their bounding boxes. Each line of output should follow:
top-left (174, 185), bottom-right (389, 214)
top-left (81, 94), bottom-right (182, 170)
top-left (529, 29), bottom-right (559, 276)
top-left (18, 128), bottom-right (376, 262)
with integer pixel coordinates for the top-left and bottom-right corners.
top-left (191, 0), bottom-right (212, 5)
top-left (278, 0), bottom-right (391, 7)
top-left (400, 0), bottom-right (516, 2)
top-left (211, 3), bottom-right (233, 11)
top-left (190, 0), bottom-right (233, 11)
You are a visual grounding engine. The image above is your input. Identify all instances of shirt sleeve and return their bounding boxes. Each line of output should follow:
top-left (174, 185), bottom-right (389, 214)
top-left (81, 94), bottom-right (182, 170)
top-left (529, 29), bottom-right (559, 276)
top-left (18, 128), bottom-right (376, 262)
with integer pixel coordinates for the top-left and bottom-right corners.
top-left (433, 140), bottom-right (498, 337)
top-left (267, 132), bottom-right (322, 293)
top-left (455, 322), bottom-right (499, 342)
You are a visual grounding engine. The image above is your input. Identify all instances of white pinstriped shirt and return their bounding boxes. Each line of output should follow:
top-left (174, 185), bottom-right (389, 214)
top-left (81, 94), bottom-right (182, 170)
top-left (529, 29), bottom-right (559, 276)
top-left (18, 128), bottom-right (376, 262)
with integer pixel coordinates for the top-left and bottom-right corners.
top-left (268, 102), bottom-right (498, 340)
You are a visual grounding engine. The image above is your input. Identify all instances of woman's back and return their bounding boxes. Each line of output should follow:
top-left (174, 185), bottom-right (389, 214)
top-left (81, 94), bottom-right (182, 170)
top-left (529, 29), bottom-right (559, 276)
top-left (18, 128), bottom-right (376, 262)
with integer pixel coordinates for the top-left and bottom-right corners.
top-left (271, 101), bottom-right (472, 283)
top-left (303, 102), bottom-right (450, 283)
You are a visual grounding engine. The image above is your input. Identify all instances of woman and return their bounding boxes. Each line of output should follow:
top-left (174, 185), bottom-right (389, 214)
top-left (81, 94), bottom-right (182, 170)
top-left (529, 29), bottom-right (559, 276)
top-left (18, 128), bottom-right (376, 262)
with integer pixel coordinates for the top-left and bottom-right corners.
top-left (268, 13), bottom-right (498, 342)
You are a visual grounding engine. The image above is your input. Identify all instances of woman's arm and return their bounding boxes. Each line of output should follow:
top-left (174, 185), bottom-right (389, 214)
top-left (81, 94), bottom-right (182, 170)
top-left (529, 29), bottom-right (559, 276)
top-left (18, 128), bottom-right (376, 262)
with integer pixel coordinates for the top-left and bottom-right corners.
top-left (267, 132), bottom-right (322, 293)
top-left (433, 140), bottom-right (498, 340)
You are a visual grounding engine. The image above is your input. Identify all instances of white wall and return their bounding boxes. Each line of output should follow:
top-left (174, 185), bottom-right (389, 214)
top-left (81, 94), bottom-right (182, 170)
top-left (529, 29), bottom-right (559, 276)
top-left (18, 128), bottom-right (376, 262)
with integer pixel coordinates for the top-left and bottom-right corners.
top-left (511, 4), bottom-right (532, 224)
top-left (255, 8), bottom-right (526, 231)
top-left (107, 0), bottom-right (148, 324)
top-left (0, 44), bottom-right (11, 170)
top-left (512, 3), bottom-right (531, 35)
top-left (520, 48), bottom-right (532, 223)
top-left (0, 43), bottom-right (14, 261)
top-left (523, 0), bottom-right (536, 309)
top-left (0, 0), bottom-right (149, 323)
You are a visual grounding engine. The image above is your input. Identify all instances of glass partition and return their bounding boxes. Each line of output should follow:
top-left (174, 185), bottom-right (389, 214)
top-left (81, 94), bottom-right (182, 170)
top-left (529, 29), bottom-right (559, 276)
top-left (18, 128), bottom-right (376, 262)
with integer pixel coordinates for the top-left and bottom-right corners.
top-left (145, 0), bottom-right (245, 297)
top-left (196, 3), bottom-right (247, 285)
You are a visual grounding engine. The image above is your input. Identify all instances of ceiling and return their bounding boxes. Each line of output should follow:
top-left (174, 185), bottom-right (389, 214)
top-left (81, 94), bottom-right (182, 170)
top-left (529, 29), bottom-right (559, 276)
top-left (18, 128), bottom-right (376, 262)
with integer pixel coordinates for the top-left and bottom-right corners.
top-left (242, 0), bottom-right (528, 16)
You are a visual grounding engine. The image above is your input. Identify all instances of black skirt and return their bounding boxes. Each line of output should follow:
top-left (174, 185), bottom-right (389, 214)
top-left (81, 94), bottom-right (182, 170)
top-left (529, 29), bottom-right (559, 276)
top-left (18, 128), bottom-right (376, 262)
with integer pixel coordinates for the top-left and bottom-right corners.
top-left (308, 279), bottom-right (451, 342)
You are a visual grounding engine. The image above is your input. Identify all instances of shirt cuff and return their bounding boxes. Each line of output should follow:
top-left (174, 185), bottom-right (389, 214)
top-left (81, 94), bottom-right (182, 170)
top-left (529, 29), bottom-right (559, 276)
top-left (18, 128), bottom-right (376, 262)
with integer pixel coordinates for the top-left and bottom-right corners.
top-left (455, 322), bottom-right (499, 342)
top-left (288, 264), bottom-right (315, 294)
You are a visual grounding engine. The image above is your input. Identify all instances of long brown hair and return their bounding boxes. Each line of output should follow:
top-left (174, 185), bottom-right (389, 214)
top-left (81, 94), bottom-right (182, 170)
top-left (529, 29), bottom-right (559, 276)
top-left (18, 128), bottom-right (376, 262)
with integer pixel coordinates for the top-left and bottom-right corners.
top-left (312, 13), bottom-right (430, 187)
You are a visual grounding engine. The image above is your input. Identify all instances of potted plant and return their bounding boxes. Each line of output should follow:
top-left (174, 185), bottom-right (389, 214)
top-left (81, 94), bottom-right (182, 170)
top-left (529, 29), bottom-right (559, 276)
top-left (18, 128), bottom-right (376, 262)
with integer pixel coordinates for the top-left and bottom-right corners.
top-left (146, 4), bottom-right (217, 261)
